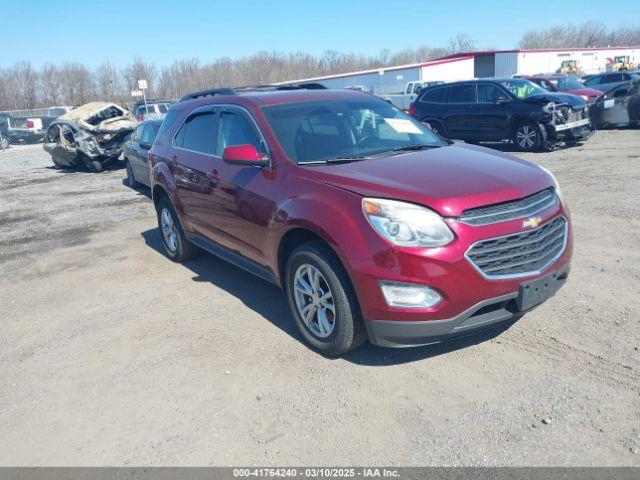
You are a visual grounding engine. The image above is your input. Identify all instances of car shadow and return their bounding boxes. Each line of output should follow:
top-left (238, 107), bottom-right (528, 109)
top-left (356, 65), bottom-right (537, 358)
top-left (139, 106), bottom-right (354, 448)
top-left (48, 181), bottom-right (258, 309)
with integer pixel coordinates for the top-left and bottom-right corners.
top-left (46, 161), bottom-right (125, 174)
top-left (141, 228), bottom-right (517, 366)
top-left (122, 179), bottom-right (152, 199)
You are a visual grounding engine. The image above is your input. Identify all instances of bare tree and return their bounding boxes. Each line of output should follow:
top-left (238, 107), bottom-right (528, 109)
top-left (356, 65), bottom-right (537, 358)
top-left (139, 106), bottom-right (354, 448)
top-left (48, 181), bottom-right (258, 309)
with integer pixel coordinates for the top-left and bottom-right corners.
top-left (519, 21), bottom-right (640, 48)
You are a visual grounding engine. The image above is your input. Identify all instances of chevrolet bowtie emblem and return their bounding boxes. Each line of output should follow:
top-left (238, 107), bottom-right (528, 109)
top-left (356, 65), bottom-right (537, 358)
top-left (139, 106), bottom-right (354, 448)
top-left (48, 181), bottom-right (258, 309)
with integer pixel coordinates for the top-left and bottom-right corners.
top-left (523, 216), bottom-right (542, 229)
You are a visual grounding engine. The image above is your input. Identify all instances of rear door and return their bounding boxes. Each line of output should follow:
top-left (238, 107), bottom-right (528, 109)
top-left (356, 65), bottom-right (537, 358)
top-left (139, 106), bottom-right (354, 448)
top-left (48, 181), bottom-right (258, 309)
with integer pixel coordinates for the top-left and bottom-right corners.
top-left (171, 106), bottom-right (219, 236)
top-left (132, 124), bottom-right (157, 185)
top-left (443, 84), bottom-right (477, 139)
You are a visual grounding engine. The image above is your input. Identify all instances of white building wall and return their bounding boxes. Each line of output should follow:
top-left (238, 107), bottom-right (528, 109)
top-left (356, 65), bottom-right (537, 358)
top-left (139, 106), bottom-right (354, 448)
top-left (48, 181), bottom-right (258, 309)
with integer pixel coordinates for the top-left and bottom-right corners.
top-left (420, 57), bottom-right (475, 82)
top-left (517, 48), bottom-right (640, 75)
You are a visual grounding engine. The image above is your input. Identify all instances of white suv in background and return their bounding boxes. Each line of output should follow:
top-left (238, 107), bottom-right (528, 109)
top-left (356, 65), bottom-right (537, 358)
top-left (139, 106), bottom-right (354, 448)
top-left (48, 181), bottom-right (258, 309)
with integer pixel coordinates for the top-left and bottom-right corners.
top-left (135, 102), bottom-right (172, 121)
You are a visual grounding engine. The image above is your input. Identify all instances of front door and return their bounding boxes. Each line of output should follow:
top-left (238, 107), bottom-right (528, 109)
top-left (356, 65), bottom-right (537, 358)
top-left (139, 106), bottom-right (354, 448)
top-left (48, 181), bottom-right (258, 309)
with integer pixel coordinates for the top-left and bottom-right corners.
top-left (202, 108), bottom-right (274, 266)
top-left (474, 83), bottom-right (511, 140)
top-left (443, 84), bottom-right (477, 139)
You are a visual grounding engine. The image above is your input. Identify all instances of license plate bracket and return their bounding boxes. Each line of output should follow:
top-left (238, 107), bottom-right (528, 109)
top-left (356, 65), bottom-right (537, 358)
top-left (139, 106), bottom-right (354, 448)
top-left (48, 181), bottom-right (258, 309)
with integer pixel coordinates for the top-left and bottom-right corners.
top-left (517, 271), bottom-right (562, 311)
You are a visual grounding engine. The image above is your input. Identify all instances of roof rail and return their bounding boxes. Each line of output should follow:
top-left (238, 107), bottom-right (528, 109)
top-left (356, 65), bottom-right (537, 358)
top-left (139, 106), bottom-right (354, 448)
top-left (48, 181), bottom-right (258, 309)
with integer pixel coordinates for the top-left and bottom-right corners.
top-left (276, 82), bottom-right (327, 90)
top-left (180, 88), bottom-right (236, 102)
top-left (234, 83), bottom-right (327, 92)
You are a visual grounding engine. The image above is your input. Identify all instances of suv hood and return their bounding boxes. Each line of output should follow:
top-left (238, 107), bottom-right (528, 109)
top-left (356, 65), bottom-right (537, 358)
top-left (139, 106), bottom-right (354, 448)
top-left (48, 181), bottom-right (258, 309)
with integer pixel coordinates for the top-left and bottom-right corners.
top-left (301, 143), bottom-right (552, 217)
top-left (524, 92), bottom-right (585, 107)
top-left (565, 87), bottom-right (602, 98)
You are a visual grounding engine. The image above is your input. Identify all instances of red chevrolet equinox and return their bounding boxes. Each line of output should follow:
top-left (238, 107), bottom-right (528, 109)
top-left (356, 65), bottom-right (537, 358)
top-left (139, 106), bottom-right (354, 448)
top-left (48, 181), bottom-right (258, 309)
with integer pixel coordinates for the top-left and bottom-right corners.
top-left (148, 85), bottom-right (572, 356)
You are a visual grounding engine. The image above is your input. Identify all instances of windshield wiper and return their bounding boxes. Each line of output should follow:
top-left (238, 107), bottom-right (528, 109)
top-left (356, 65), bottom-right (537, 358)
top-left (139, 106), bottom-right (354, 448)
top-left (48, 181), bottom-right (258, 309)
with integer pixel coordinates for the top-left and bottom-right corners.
top-left (391, 143), bottom-right (442, 152)
top-left (298, 155), bottom-right (368, 166)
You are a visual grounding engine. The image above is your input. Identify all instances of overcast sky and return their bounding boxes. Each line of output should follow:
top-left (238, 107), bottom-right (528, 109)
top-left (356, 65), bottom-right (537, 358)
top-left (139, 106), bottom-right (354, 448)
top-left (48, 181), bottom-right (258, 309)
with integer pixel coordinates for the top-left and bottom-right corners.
top-left (2, 0), bottom-right (636, 68)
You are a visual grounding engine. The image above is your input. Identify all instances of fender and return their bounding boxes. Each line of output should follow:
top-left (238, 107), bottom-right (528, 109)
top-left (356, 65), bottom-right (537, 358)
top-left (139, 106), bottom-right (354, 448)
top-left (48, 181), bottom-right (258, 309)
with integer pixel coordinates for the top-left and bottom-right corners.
top-left (264, 185), bottom-right (379, 290)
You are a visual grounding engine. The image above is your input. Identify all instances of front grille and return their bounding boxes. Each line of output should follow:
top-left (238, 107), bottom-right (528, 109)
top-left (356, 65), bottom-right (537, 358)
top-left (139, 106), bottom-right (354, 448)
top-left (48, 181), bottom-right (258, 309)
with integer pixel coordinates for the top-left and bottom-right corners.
top-left (459, 188), bottom-right (557, 226)
top-left (466, 217), bottom-right (567, 278)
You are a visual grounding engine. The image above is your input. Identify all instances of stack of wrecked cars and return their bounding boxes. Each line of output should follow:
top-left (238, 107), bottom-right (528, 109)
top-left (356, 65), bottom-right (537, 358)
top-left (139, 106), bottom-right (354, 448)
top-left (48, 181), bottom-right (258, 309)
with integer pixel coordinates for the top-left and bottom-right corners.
top-left (43, 102), bottom-right (137, 172)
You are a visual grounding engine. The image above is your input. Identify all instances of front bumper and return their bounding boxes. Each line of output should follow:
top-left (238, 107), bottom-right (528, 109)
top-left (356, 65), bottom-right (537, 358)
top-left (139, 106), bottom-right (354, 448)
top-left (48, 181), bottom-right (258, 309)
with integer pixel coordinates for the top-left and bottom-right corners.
top-left (347, 203), bottom-right (573, 348)
top-left (365, 267), bottom-right (569, 347)
top-left (545, 118), bottom-right (594, 143)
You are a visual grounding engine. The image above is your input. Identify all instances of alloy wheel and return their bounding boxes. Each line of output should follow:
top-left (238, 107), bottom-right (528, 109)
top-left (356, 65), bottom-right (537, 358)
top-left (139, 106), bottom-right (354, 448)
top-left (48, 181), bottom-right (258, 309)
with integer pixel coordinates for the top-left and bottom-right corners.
top-left (160, 208), bottom-right (178, 253)
top-left (517, 125), bottom-right (537, 149)
top-left (293, 263), bottom-right (336, 338)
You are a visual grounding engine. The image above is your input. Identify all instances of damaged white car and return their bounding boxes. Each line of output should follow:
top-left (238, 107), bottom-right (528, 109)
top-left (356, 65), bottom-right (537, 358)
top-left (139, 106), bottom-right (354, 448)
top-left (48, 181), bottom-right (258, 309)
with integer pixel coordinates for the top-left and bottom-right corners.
top-left (43, 102), bottom-right (137, 172)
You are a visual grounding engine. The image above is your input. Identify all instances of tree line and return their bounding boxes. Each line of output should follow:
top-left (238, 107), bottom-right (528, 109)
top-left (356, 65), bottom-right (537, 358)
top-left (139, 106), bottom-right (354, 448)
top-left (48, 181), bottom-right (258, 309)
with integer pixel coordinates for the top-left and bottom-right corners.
top-left (1, 22), bottom-right (638, 111)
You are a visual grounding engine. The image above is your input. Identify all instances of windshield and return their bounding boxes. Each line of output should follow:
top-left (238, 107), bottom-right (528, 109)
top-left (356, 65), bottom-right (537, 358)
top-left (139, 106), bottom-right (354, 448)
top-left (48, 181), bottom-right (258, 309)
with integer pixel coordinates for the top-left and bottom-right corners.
top-left (262, 98), bottom-right (445, 164)
top-left (551, 77), bottom-right (583, 90)
top-left (499, 79), bottom-right (546, 99)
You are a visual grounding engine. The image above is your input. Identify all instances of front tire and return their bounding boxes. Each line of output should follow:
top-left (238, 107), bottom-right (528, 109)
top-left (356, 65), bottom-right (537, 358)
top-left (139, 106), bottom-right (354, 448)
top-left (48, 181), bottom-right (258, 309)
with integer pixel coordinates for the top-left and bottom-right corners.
top-left (80, 154), bottom-right (104, 172)
top-left (513, 121), bottom-right (542, 152)
top-left (155, 196), bottom-right (199, 262)
top-left (285, 241), bottom-right (367, 356)
top-left (0, 135), bottom-right (9, 150)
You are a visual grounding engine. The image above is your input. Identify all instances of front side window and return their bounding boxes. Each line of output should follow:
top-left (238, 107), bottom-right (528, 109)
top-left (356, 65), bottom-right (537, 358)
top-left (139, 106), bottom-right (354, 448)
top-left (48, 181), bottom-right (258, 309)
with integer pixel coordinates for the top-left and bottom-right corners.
top-left (215, 111), bottom-right (262, 157)
top-left (174, 112), bottom-right (216, 154)
top-left (604, 74), bottom-right (622, 83)
top-left (584, 76), bottom-right (601, 86)
top-left (262, 98), bottom-right (445, 164)
top-left (477, 84), bottom-right (505, 102)
top-left (141, 124), bottom-right (157, 144)
top-left (498, 79), bottom-right (545, 99)
top-left (448, 84), bottom-right (476, 103)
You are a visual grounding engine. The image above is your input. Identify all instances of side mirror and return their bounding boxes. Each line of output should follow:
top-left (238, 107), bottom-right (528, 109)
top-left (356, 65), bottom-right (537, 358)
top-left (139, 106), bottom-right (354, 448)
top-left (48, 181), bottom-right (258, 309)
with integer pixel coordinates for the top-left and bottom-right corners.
top-left (223, 144), bottom-right (268, 167)
top-left (494, 96), bottom-right (510, 104)
top-left (139, 142), bottom-right (152, 150)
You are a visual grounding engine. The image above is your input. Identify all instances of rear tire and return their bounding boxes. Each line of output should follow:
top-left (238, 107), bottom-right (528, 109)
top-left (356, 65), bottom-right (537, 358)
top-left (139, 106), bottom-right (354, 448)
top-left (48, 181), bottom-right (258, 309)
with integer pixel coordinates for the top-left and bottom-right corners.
top-left (125, 160), bottom-right (138, 188)
top-left (155, 196), bottom-right (199, 262)
top-left (285, 241), bottom-right (367, 356)
top-left (513, 121), bottom-right (542, 152)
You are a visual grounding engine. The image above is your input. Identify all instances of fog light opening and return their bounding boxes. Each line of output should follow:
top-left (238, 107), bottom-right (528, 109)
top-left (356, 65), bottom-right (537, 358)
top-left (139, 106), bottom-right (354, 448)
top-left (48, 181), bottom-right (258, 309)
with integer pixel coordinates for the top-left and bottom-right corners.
top-left (379, 281), bottom-right (442, 308)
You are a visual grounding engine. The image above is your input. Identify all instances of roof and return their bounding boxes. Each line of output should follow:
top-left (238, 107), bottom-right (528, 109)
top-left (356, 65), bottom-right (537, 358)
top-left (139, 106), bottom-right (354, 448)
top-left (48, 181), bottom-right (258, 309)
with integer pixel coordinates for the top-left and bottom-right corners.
top-left (175, 88), bottom-right (374, 109)
top-left (272, 56), bottom-right (475, 85)
top-left (438, 46), bottom-right (640, 59)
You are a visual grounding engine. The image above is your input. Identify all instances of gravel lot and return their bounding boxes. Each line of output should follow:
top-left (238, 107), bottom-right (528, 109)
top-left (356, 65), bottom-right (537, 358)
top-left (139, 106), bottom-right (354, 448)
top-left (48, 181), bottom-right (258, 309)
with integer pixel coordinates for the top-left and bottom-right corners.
top-left (1, 132), bottom-right (639, 466)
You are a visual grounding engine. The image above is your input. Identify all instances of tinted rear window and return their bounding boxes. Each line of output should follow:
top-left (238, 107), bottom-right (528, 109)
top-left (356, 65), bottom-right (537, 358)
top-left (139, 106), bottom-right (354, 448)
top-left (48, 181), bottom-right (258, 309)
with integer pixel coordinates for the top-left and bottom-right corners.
top-left (420, 87), bottom-right (446, 103)
top-left (448, 85), bottom-right (476, 103)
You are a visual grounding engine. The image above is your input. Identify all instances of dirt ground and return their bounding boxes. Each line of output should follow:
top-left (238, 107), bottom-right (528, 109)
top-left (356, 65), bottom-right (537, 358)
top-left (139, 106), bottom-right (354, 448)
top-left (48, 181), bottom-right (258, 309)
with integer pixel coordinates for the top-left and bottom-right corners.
top-left (0, 132), bottom-right (639, 466)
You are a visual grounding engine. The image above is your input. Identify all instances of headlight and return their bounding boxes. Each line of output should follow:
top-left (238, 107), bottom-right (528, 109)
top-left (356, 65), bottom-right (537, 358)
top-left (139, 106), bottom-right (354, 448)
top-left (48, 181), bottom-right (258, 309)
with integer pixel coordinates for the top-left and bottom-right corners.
top-left (540, 166), bottom-right (564, 202)
top-left (542, 102), bottom-right (555, 114)
top-left (362, 198), bottom-right (454, 247)
top-left (580, 95), bottom-right (589, 102)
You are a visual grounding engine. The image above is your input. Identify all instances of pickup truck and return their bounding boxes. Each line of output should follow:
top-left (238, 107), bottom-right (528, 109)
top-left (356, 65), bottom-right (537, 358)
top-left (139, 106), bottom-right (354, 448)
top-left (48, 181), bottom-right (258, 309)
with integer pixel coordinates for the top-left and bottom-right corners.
top-left (3, 115), bottom-right (54, 143)
top-left (381, 80), bottom-right (444, 110)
